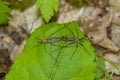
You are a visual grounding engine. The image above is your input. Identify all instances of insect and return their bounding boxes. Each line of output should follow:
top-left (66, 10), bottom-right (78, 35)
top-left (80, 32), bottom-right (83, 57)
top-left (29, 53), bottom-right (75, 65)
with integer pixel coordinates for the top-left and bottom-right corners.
top-left (36, 23), bottom-right (90, 80)
top-left (40, 36), bottom-right (83, 43)
top-left (26, 22), bottom-right (90, 80)
top-left (38, 23), bottom-right (89, 60)
top-left (39, 36), bottom-right (88, 58)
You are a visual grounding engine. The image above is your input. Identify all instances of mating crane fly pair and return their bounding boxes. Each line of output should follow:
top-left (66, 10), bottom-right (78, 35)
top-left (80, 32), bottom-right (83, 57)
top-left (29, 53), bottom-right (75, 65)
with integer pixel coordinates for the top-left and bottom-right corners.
top-left (40, 36), bottom-right (83, 43)
top-left (34, 22), bottom-right (90, 80)
top-left (37, 23), bottom-right (90, 59)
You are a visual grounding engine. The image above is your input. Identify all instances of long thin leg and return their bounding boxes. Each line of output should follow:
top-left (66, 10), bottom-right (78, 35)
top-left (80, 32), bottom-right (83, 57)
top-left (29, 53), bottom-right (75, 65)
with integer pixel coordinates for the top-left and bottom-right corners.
top-left (49, 43), bottom-right (66, 80)
top-left (44, 44), bottom-right (56, 60)
top-left (70, 43), bottom-right (78, 59)
top-left (69, 23), bottom-right (80, 59)
top-left (80, 43), bottom-right (90, 56)
top-left (63, 23), bottom-right (75, 37)
top-left (49, 42), bottom-right (84, 80)
top-left (25, 43), bottom-right (42, 53)
top-left (47, 23), bottom-right (75, 39)
top-left (75, 25), bottom-right (90, 56)
top-left (47, 26), bottom-right (65, 38)
top-left (79, 37), bottom-right (91, 56)
top-left (48, 42), bottom-right (80, 54)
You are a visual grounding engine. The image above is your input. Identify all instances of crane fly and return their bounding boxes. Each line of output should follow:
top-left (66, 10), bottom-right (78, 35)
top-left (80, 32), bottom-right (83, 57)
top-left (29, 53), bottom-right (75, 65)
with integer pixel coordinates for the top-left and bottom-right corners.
top-left (36, 23), bottom-right (90, 80)
top-left (25, 22), bottom-right (90, 80)
top-left (37, 23), bottom-right (90, 59)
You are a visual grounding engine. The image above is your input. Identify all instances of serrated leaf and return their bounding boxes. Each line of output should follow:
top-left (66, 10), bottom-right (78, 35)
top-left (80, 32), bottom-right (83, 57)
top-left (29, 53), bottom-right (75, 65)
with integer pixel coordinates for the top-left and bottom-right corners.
top-left (36, 0), bottom-right (59, 22)
top-left (6, 21), bottom-right (96, 80)
top-left (0, 0), bottom-right (11, 24)
top-left (95, 56), bottom-right (105, 80)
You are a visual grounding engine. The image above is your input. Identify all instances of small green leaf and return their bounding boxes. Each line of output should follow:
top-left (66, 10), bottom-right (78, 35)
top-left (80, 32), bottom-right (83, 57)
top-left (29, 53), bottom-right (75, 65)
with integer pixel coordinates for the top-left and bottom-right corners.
top-left (95, 56), bottom-right (105, 80)
top-left (0, 0), bottom-right (11, 24)
top-left (4, 0), bottom-right (35, 11)
top-left (36, 0), bottom-right (59, 22)
top-left (6, 21), bottom-right (96, 80)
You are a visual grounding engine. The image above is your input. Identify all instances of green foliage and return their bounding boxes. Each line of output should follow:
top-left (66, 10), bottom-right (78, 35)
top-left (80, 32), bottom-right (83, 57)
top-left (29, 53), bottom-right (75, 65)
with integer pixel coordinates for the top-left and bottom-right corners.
top-left (95, 56), bottom-right (105, 80)
top-left (6, 21), bottom-right (96, 80)
top-left (36, 0), bottom-right (59, 22)
top-left (4, 0), bottom-right (35, 11)
top-left (103, 55), bottom-right (120, 80)
top-left (0, 0), bottom-right (11, 24)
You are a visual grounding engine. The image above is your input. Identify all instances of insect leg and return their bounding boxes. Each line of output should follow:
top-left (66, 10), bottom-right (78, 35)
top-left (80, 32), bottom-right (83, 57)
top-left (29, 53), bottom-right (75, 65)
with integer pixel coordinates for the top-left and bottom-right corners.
top-left (68, 23), bottom-right (79, 59)
top-left (49, 43), bottom-right (66, 80)
top-left (78, 37), bottom-right (91, 56)
top-left (63, 23), bottom-right (75, 37)
top-left (70, 43), bottom-right (78, 59)
top-left (48, 22), bottom-right (75, 38)
top-left (47, 26), bottom-right (65, 38)
top-left (49, 42), bottom-right (75, 53)
top-left (80, 42), bottom-right (90, 56)
top-left (42, 31), bottom-right (57, 59)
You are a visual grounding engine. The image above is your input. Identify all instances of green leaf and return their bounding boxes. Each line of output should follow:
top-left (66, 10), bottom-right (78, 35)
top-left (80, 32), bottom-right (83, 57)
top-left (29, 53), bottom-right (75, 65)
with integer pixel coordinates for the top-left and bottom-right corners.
top-left (95, 56), bottom-right (105, 80)
top-left (36, 0), bottom-right (59, 22)
top-left (0, 0), bottom-right (11, 24)
top-left (4, 0), bottom-right (35, 11)
top-left (6, 21), bottom-right (96, 80)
